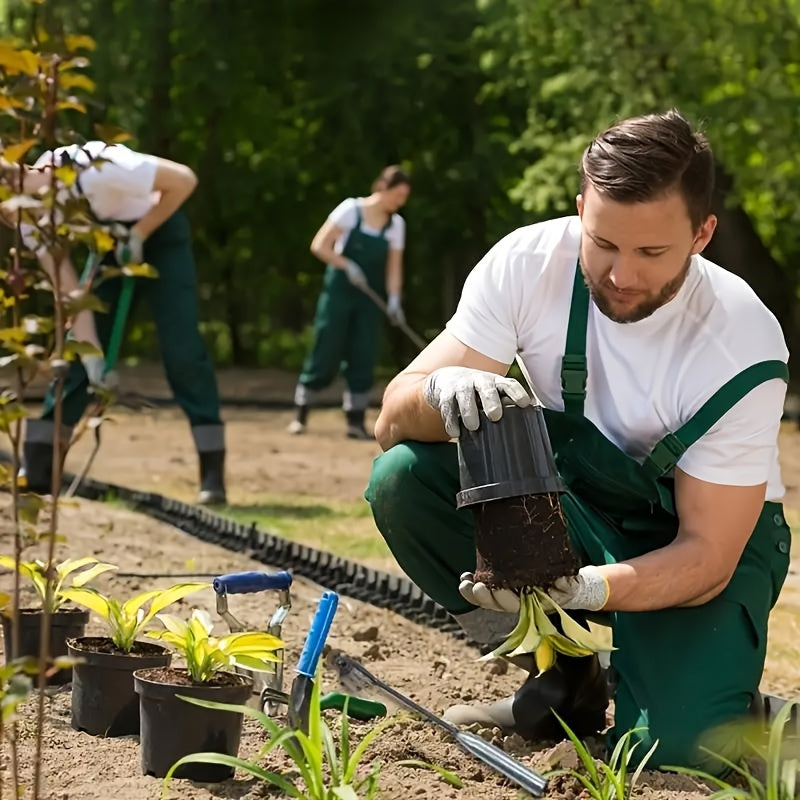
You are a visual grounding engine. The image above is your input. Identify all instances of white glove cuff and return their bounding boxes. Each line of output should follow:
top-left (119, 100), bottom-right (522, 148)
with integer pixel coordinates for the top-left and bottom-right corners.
top-left (575, 565), bottom-right (609, 611)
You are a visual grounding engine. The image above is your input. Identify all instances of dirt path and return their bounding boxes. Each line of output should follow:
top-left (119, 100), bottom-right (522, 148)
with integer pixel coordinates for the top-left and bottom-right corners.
top-left (1, 366), bottom-right (799, 799)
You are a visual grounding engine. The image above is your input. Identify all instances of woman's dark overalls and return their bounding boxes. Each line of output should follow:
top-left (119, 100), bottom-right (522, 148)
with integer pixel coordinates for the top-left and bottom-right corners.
top-left (298, 204), bottom-right (390, 412)
top-left (366, 262), bottom-right (791, 772)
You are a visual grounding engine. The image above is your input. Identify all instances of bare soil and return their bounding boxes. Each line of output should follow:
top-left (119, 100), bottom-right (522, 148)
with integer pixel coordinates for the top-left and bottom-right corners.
top-left (1, 365), bottom-right (799, 800)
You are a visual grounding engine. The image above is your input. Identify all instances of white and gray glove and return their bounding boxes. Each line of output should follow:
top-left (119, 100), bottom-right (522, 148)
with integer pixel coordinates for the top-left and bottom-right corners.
top-left (459, 564), bottom-right (609, 613)
top-left (459, 572), bottom-right (521, 613)
top-left (82, 355), bottom-right (119, 390)
top-left (114, 230), bottom-right (144, 265)
top-left (386, 292), bottom-right (405, 326)
top-left (547, 565), bottom-right (609, 611)
top-left (343, 258), bottom-right (368, 290)
top-left (423, 366), bottom-right (531, 438)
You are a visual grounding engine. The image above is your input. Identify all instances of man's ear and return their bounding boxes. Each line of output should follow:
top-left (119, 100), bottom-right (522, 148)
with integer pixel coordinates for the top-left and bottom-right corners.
top-left (691, 214), bottom-right (718, 255)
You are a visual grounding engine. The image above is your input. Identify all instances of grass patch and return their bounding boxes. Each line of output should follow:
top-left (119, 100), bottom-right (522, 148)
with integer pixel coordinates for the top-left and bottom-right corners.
top-left (220, 494), bottom-right (393, 564)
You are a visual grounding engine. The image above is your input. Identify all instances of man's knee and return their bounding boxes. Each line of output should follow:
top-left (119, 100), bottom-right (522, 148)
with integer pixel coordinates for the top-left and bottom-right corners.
top-left (367, 443), bottom-right (427, 513)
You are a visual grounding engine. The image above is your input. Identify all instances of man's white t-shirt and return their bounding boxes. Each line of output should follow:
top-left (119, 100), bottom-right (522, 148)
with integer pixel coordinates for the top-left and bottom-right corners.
top-left (34, 141), bottom-right (159, 222)
top-left (447, 216), bottom-right (789, 500)
top-left (328, 198), bottom-right (405, 253)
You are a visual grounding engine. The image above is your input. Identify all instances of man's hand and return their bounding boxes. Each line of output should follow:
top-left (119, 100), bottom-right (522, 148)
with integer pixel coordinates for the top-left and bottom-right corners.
top-left (547, 565), bottom-right (609, 611)
top-left (458, 572), bottom-right (521, 613)
top-left (343, 258), bottom-right (368, 290)
top-left (114, 230), bottom-right (144, 265)
top-left (423, 366), bottom-right (531, 438)
top-left (82, 355), bottom-right (119, 390)
top-left (386, 292), bottom-right (405, 326)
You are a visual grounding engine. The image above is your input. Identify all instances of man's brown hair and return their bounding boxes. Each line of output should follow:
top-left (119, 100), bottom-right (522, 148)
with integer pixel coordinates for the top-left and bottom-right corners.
top-left (580, 109), bottom-right (714, 231)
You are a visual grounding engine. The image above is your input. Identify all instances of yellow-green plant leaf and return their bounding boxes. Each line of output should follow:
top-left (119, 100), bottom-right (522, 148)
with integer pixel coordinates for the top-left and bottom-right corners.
top-left (58, 72), bottom-right (96, 92)
top-left (0, 44), bottom-right (39, 76)
top-left (2, 139), bottom-right (37, 162)
top-left (64, 34), bottom-right (96, 52)
top-left (92, 228), bottom-right (114, 252)
top-left (69, 562), bottom-right (117, 588)
top-left (121, 263), bottom-right (158, 279)
top-left (332, 787), bottom-right (359, 800)
top-left (59, 587), bottom-right (111, 620)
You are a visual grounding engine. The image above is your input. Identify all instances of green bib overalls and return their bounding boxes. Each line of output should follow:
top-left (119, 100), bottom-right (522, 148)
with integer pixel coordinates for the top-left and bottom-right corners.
top-left (39, 209), bottom-right (222, 429)
top-left (366, 262), bottom-right (792, 771)
top-left (299, 204), bottom-right (390, 407)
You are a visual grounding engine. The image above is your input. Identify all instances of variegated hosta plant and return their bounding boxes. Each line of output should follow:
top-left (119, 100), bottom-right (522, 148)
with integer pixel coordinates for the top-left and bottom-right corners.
top-left (481, 588), bottom-right (612, 674)
top-left (146, 608), bottom-right (283, 683)
top-left (0, 555), bottom-right (117, 614)
top-left (60, 582), bottom-right (209, 653)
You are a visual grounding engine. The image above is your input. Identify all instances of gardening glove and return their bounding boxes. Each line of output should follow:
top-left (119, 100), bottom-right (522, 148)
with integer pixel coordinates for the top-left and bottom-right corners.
top-left (82, 354), bottom-right (119, 390)
top-left (423, 366), bottom-right (532, 438)
top-left (458, 571), bottom-right (521, 613)
top-left (386, 292), bottom-right (405, 326)
top-left (546, 565), bottom-right (609, 612)
top-left (114, 229), bottom-right (144, 265)
top-left (343, 258), bottom-right (368, 290)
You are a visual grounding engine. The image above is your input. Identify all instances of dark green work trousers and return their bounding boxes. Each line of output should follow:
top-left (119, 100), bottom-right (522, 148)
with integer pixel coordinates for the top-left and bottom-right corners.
top-left (41, 210), bottom-right (221, 428)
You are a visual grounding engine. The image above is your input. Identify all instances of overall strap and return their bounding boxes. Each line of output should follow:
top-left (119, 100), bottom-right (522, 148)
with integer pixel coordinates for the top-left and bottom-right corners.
top-left (561, 261), bottom-right (589, 415)
top-left (643, 360), bottom-right (789, 478)
top-left (354, 201), bottom-right (363, 230)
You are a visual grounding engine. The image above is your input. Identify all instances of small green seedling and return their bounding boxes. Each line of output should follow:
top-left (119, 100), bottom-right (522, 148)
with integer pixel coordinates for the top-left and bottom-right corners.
top-left (546, 711), bottom-right (658, 800)
top-left (162, 668), bottom-right (461, 799)
top-left (59, 582), bottom-right (208, 652)
top-left (664, 699), bottom-right (800, 800)
top-left (0, 555), bottom-right (117, 614)
top-left (146, 608), bottom-right (282, 682)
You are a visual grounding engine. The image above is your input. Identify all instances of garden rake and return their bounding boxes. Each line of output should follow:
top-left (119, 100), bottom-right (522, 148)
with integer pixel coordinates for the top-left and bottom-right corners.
top-left (212, 569), bottom-right (293, 714)
top-left (355, 282), bottom-right (427, 351)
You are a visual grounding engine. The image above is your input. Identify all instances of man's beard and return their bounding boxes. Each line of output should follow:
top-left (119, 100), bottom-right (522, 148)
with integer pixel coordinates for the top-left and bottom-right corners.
top-left (582, 258), bottom-right (691, 323)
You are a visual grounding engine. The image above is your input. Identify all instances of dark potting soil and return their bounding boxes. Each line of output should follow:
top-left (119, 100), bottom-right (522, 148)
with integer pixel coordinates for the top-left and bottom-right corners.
top-left (135, 667), bottom-right (247, 687)
top-left (472, 492), bottom-right (580, 591)
top-left (71, 637), bottom-right (168, 656)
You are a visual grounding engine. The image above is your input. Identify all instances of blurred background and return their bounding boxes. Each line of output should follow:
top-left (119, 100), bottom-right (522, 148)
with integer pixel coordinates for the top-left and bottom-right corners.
top-left (2, 0), bottom-right (798, 381)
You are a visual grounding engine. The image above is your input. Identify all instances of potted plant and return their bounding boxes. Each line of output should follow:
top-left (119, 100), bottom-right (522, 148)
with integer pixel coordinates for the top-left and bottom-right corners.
top-left (134, 607), bottom-right (284, 782)
top-left (0, 556), bottom-right (116, 684)
top-left (59, 581), bottom-right (208, 736)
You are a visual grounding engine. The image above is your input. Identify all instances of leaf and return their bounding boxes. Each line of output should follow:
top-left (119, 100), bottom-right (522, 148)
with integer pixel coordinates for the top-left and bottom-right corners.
top-left (332, 787), bottom-right (359, 800)
top-left (69, 562), bottom-right (118, 587)
top-left (53, 165), bottom-right (78, 187)
top-left (395, 759), bottom-right (463, 788)
top-left (64, 34), bottom-right (96, 52)
top-left (0, 44), bottom-right (39, 76)
top-left (58, 73), bottom-right (96, 93)
top-left (2, 139), bottom-right (37, 163)
top-left (121, 263), bottom-right (158, 279)
top-left (59, 587), bottom-right (111, 621)
top-left (92, 228), bottom-right (114, 253)
top-left (64, 340), bottom-right (103, 359)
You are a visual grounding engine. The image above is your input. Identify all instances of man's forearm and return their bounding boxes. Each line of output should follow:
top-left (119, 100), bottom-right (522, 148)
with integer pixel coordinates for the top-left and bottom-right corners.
top-left (598, 533), bottom-right (734, 612)
top-left (374, 372), bottom-right (450, 450)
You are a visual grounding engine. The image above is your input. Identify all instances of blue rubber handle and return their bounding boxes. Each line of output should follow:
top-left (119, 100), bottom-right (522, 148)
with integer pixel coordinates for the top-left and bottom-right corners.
top-left (212, 570), bottom-right (292, 595)
top-left (296, 591), bottom-right (338, 678)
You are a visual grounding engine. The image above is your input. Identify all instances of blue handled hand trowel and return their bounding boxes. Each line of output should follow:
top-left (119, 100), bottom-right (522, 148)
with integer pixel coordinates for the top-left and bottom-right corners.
top-left (288, 591), bottom-right (338, 734)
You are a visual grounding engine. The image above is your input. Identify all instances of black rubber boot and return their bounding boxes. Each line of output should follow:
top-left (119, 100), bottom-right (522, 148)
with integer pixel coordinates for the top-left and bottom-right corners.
top-left (287, 404), bottom-right (309, 435)
top-left (21, 440), bottom-right (57, 495)
top-left (444, 654), bottom-right (608, 740)
top-left (197, 450), bottom-right (226, 505)
top-left (345, 409), bottom-right (371, 440)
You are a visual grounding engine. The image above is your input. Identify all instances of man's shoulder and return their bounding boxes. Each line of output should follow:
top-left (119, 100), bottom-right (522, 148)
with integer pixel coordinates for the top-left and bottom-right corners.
top-left (501, 215), bottom-right (579, 250)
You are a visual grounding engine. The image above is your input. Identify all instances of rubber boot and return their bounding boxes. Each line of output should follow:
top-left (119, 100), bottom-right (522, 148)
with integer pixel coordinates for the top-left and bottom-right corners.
top-left (197, 450), bottom-right (226, 505)
top-left (287, 404), bottom-right (309, 435)
top-left (20, 419), bottom-right (71, 495)
top-left (345, 409), bottom-right (371, 440)
top-left (444, 654), bottom-right (608, 740)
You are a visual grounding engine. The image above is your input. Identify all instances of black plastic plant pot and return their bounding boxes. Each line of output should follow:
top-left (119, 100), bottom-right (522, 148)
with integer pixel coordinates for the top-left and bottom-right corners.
top-left (134, 667), bottom-right (253, 782)
top-left (1, 607), bottom-right (89, 685)
top-left (67, 637), bottom-right (171, 736)
top-left (457, 402), bottom-right (579, 591)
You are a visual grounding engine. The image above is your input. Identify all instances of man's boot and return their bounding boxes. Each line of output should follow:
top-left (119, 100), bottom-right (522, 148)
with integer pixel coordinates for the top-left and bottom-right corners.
top-left (20, 419), bottom-right (70, 495)
top-left (345, 409), bottom-right (371, 440)
top-left (193, 424), bottom-right (227, 505)
top-left (287, 404), bottom-right (309, 435)
top-left (444, 654), bottom-right (609, 740)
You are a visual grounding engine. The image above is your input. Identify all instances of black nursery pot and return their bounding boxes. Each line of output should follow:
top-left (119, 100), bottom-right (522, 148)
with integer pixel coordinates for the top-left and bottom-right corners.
top-left (134, 667), bottom-right (253, 782)
top-left (1, 607), bottom-right (89, 685)
top-left (457, 402), bottom-right (579, 590)
top-left (67, 637), bottom-right (171, 736)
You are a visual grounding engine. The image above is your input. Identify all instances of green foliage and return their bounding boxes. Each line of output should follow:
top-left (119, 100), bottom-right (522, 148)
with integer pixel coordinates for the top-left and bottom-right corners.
top-left (0, 555), bottom-right (117, 614)
top-left (59, 581), bottom-right (208, 652)
top-left (664, 700), bottom-right (800, 800)
top-left (0, 658), bottom-right (36, 723)
top-left (547, 711), bottom-right (658, 800)
top-left (145, 608), bottom-right (282, 683)
top-left (161, 668), bottom-right (461, 799)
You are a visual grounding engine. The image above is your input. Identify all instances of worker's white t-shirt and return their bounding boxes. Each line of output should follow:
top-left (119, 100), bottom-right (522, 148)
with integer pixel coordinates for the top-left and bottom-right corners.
top-left (447, 216), bottom-right (789, 500)
top-left (34, 141), bottom-right (159, 222)
top-left (328, 198), bottom-right (406, 252)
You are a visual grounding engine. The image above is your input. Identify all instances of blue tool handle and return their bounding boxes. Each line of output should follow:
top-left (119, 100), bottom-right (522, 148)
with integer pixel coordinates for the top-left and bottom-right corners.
top-left (212, 570), bottom-right (292, 595)
top-left (296, 591), bottom-right (338, 678)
